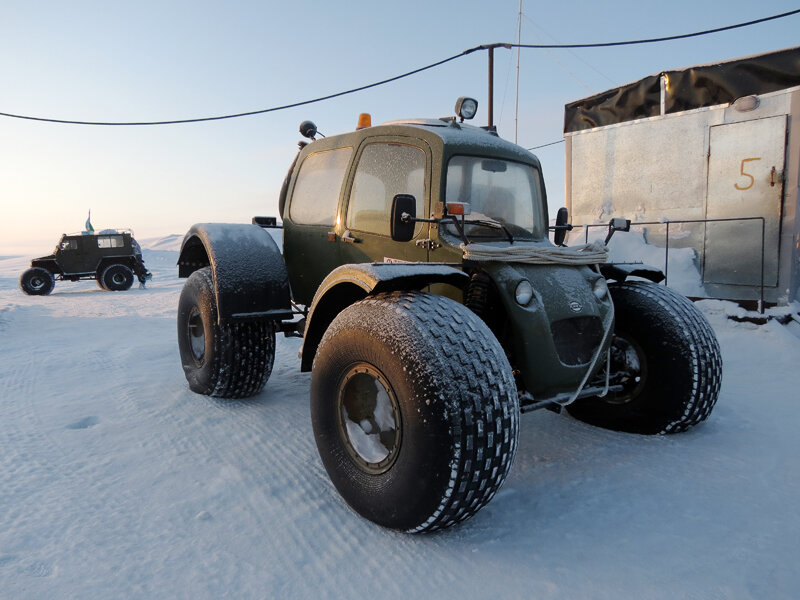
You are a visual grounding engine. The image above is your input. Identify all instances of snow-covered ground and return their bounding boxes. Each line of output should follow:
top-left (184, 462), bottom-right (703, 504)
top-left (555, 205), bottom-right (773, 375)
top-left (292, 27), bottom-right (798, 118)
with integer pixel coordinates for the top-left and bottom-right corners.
top-left (1, 240), bottom-right (799, 599)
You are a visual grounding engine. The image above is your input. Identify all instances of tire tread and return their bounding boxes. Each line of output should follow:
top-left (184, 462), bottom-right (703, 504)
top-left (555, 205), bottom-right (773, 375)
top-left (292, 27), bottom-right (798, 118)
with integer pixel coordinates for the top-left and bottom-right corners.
top-left (324, 292), bottom-right (519, 532)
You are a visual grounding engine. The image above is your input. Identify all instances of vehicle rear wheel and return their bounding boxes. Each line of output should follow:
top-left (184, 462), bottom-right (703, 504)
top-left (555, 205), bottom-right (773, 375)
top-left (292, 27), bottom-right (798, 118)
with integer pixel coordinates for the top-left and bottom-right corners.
top-left (101, 264), bottom-right (134, 291)
top-left (19, 267), bottom-right (55, 296)
top-left (311, 291), bottom-right (519, 532)
top-left (567, 281), bottom-right (722, 434)
top-left (177, 267), bottom-right (276, 398)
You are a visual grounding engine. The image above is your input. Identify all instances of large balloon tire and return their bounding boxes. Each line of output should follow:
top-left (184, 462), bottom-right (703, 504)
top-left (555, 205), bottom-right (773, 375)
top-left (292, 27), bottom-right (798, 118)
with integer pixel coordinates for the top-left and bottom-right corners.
top-left (101, 264), bottom-right (134, 291)
top-left (567, 281), bottom-right (722, 434)
top-left (311, 291), bottom-right (519, 532)
top-left (20, 267), bottom-right (55, 296)
top-left (177, 267), bottom-right (276, 398)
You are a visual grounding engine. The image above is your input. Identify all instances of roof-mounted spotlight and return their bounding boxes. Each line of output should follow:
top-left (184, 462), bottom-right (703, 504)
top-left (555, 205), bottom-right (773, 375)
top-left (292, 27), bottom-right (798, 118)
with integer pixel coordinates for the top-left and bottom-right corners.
top-left (455, 97), bottom-right (478, 122)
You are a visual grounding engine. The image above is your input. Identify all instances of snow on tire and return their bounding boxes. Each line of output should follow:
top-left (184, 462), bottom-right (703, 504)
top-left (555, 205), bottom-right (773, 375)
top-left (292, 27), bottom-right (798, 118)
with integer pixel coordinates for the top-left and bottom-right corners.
top-left (177, 267), bottom-right (276, 399)
top-left (567, 281), bottom-right (722, 434)
top-left (310, 291), bottom-right (519, 533)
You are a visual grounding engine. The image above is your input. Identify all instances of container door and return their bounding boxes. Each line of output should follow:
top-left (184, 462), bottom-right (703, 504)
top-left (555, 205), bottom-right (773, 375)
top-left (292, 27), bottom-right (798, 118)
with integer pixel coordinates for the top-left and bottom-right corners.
top-left (703, 116), bottom-right (786, 287)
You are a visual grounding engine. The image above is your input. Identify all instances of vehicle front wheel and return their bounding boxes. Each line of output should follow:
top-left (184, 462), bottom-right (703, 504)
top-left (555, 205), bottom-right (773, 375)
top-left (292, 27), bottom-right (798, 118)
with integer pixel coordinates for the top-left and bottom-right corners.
top-left (567, 281), bottom-right (722, 434)
top-left (177, 267), bottom-right (276, 398)
top-left (311, 291), bottom-right (519, 533)
top-left (19, 267), bottom-right (55, 295)
top-left (101, 264), bottom-right (134, 291)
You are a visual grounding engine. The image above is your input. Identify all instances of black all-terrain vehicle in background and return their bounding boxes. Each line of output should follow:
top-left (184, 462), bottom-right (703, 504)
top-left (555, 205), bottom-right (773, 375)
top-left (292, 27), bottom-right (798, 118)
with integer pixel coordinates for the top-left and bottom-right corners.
top-left (175, 98), bottom-right (723, 533)
top-left (20, 230), bottom-right (151, 295)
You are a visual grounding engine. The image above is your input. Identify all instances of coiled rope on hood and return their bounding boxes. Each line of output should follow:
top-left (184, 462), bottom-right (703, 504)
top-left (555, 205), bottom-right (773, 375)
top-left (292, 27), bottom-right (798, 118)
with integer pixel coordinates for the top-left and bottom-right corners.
top-left (460, 240), bottom-right (609, 265)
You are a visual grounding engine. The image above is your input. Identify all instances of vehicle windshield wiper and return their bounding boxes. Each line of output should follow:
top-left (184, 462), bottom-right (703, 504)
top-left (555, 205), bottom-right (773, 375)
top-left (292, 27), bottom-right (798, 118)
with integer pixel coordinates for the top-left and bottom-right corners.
top-left (444, 217), bottom-right (515, 245)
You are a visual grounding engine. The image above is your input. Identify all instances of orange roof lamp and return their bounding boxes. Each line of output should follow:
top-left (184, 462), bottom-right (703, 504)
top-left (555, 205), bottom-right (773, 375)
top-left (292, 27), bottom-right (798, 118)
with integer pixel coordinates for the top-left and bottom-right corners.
top-left (356, 113), bottom-right (372, 130)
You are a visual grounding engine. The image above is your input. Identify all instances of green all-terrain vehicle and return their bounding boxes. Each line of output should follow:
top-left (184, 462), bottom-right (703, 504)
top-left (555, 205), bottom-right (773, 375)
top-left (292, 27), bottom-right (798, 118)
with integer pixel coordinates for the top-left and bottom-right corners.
top-left (175, 98), bottom-right (722, 533)
top-left (20, 230), bottom-right (151, 295)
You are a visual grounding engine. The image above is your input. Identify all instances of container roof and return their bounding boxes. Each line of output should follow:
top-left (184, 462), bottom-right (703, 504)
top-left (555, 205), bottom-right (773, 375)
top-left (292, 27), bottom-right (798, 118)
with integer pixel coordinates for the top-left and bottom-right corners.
top-left (564, 45), bottom-right (800, 133)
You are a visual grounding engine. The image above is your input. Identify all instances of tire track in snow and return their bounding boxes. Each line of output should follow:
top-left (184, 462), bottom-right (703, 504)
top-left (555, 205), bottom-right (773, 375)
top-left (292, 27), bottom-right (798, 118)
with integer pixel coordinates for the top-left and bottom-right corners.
top-left (0, 316), bottom-right (140, 587)
top-left (167, 336), bottom-right (417, 596)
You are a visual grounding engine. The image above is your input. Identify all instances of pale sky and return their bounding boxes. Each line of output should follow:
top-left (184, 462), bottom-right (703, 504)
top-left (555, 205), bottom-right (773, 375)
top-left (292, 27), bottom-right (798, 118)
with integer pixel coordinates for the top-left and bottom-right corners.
top-left (2, 0), bottom-right (798, 254)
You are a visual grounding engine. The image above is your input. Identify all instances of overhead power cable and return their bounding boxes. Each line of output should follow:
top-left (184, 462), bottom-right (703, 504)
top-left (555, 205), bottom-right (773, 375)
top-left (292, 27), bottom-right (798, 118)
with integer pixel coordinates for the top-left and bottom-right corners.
top-left (1, 9), bottom-right (798, 127)
top-left (0, 52), bottom-right (468, 126)
top-left (509, 8), bottom-right (800, 48)
top-left (527, 139), bottom-right (564, 151)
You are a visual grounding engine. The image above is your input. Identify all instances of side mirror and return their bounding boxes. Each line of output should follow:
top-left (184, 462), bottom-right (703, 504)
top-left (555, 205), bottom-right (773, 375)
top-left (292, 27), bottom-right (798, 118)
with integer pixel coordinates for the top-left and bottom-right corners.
top-left (604, 217), bottom-right (631, 244)
top-left (390, 194), bottom-right (416, 242)
top-left (552, 207), bottom-right (571, 246)
top-left (252, 216), bottom-right (278, 228)
top-left (299, 120), bottom-right (317, 139)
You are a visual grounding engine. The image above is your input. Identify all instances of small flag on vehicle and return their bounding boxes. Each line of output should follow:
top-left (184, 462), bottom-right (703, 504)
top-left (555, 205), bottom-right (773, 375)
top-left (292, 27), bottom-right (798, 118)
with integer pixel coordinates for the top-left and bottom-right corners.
top-left (85, 210), bottom-right (94, 233)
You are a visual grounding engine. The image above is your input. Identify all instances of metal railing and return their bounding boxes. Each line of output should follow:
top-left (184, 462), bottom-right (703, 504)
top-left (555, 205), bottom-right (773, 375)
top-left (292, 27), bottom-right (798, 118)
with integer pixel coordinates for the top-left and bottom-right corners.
top-left (575, 216), bottom-right (767, 313)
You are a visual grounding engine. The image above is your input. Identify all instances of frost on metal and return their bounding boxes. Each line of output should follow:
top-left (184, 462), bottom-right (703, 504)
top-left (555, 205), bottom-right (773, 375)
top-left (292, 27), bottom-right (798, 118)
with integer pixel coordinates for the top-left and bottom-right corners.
top-left (180, 223), bottom-right (291, 322)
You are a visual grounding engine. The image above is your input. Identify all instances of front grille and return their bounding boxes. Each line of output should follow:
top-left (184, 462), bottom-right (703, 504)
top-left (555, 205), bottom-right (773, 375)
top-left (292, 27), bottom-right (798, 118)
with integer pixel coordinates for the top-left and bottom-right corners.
top-left (550, 316), bottom-right (604, 366)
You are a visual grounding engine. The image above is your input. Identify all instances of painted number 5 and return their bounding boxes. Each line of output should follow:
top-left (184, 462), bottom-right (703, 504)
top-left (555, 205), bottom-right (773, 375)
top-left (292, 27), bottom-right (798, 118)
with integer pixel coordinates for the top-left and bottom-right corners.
top-left (734, 157), bottom-right (761, 191)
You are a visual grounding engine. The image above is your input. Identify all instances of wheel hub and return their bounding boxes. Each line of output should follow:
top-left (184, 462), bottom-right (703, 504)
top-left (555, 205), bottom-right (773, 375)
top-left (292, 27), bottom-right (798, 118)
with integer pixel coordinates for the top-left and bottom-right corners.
top-left (187, 306), bottom-right (205, 363)
top-left (606, 334), bottom-right (647, 405)
top-left (337, 364), bottom-right (402, 474)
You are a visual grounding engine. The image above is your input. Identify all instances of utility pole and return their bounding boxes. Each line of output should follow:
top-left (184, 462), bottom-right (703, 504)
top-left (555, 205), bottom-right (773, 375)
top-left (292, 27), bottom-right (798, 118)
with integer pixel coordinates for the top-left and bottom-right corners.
top-left (483, 43), bottom-right (511, 131)
top-left (514, 0), bottom-right (522, 143)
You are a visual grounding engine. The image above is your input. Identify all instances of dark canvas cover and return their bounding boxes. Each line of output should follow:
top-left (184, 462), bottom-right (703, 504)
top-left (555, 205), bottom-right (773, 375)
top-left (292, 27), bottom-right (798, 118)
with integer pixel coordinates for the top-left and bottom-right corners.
top-left (564, 46), bottom-right (800, 133)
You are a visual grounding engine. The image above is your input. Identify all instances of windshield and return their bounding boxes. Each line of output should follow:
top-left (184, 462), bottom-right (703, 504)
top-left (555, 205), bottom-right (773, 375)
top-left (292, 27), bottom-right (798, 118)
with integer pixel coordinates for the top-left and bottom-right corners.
top-left (445, 155), bottom-right (546, 241)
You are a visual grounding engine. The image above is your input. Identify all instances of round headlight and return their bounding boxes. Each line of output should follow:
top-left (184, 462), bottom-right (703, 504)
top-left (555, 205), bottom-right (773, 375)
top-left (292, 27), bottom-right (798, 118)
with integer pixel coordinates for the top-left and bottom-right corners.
top-left (455, 97), bottom-right (478, 120)
top-left (515, 280), bottom-right (533, 306)
top-left (593, 277), bottom-right (608, 300)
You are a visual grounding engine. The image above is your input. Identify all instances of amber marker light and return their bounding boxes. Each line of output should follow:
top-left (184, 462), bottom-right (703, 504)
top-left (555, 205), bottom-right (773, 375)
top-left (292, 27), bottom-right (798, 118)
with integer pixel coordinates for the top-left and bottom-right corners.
top-left (445, 201), bottom-right (471, 216)
top-left (356, 113), bottom-right (372, 130)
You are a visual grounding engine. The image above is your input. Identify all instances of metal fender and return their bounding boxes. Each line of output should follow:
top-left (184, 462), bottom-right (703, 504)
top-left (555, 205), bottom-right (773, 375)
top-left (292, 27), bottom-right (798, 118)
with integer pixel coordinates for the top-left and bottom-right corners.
top-left (178, 223), bottom-right (292, 323)
top-left (600, 262), bottom-right (665, 284)
top-left (299, 262), bottom-right (469, 371)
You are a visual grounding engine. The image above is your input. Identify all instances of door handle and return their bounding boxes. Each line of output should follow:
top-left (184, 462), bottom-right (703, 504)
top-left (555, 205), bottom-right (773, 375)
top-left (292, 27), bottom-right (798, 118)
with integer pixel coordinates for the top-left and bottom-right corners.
top-left (770, 166), bottom-right (783, 187)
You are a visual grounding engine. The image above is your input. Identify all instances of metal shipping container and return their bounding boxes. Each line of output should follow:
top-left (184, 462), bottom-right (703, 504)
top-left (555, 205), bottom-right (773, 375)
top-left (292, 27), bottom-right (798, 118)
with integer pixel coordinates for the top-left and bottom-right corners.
top-left (565, 46), bottom-right (800, 305)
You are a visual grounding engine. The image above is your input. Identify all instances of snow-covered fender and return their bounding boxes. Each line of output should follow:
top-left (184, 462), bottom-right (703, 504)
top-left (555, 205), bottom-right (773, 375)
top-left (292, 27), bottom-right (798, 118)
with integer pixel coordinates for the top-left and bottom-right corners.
top-left (299, 262), bottom-right (469, 372)
top-left (600, 263), bottom-right (665, 284)
top-left (177, 223), bottom-right (292, 323)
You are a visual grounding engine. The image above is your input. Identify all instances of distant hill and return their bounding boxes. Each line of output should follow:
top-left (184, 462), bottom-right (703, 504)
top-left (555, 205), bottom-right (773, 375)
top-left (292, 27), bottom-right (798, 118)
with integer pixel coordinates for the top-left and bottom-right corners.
top-left (138, 234), bottom-right (184, 252)
top-left (139, 229), bottom-right (283, 254)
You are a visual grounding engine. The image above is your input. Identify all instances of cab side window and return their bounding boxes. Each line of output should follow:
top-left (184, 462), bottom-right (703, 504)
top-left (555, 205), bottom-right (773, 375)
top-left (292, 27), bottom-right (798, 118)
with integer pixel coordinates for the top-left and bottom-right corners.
top-left (97, 235), bottom-right (124, 248)
top-left (289, 147), bottom-right (353, 226)
top-left (346, 143), bottom-right (425, 236)
top-left (60, 239), bottom-right (77, 251)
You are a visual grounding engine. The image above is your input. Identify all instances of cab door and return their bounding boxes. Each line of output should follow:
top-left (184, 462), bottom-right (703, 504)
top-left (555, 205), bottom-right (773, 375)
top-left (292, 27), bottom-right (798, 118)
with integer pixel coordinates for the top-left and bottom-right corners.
top-left (283, 145), bottom-right (354, 306)
top-left (56, 236), bottom-right (87, 274)
top-left (338, 138), bottom-right (431, 265)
